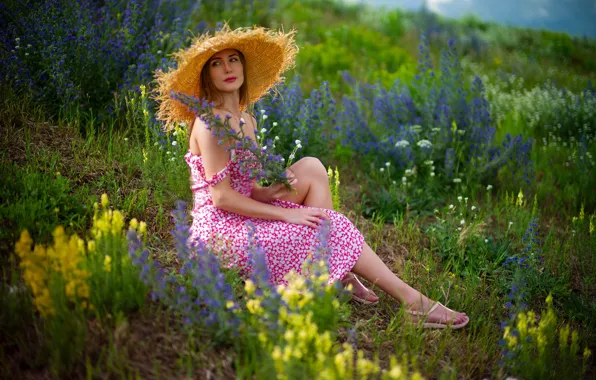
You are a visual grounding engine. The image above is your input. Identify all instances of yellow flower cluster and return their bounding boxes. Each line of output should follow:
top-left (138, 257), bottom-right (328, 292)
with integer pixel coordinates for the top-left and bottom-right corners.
top-left (504, 294), bottom-right (592, 364)
top-left (15, 227), bottom-right (90, 317)
top-left (244, 258), bottom-right (423, 379)
top-left (92, 196), bottom-right (125, 239)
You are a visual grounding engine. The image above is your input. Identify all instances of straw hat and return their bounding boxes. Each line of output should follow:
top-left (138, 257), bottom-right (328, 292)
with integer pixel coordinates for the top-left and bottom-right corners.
top-left (154, 23), bottom-right (298, 130)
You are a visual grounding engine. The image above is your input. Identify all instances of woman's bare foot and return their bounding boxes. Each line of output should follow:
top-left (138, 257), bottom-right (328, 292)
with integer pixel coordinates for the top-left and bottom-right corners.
top-left (404, 294), bottom-right (468, 328)
top-left (341, 272), bottom-right (379, 304)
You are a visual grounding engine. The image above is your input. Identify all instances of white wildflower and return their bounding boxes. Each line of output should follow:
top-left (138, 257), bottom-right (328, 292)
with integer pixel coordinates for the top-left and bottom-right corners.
top-left (431, 127), bottom-right (441, 132)
top-left (295, 139), bottom-right (301, 145)
top-left (405, 169), bottom-right (413, 176)
top-left (458, 196), bottom-right (463, 202)
top-left (402, 177), bottom-right (407, 183)
top-left (172, 140), bottom-right (177, 146)
top-left (424, 160), bottom-right (433, 166)
top-left (296, 144), bottom-right (302, 149)
top-left (457, 129), bottom-right (466, 135)
top-left (460, 219), bottom-right (465, 225)
top-left (262, 114), bottom-right (268, 120)
top-left (453, 178), bottom-right (462, 183)
top-left (272, 122), bottom-right (278, 127)
top-left (288, 153), bottom-right (295, 160)
top-left (260, 128), bottom-right (267, 133)
top-left (385, 162), bottom-right (391, 167)
top-left (239, 117), bottom-right (245, 124)
top-left (124, 137), bottom-right (128, 141)
top-left (417, 140), bottom-right (432, 149)
top-left (274, 136), bottom-right (280, 141)
top-left (485, 239), bottom-right (489, 243)
top-left (430, 172), bottom-right (435, 177)
top-left (410, 125), bottom-right (422, 133)
top-left (449, 204), bottom-right (454, 209)
top-left (260, 109), bottom-right (266, 114)
top-left (471, 206), bottom-right (477, 211)
top-left (486, 184), bottom-right (493, 191)
top-left (166, 151), bottom-right (170, 155)
top-left (395, 140), bottom-right (410, 148)
top-left (380, 168), bottom-right (385, 172)
top-left (157, 50), bottom-right (162, 55)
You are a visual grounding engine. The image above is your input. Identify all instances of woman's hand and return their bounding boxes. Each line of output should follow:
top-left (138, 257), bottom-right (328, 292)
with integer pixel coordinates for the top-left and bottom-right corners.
top-left (282, 208), bottom-right (330, 228)
top-left (252, 170), bottom-right (298, 203)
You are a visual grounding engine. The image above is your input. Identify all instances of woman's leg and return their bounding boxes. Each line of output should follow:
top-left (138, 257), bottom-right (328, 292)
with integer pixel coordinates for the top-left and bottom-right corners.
top-left (279, 157), bottom-right (378, 303)
top-left (279, 158), bottom-right (468, 325)
top-left (352, 241), bottom-right (468, 325)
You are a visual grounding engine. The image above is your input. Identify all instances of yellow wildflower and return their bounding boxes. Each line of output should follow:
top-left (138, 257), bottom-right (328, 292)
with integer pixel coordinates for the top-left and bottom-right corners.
top-left (101, 193), bottom-right (109, 208)
top-left (244, 279), bottom-right (256, 295)
top-left (111, 210), bottom-right (125, 234)
top-left (87, 240), bottom-right (96, 252)
top-left (139, 221), bottom-right (147, 235)
top-left (516, 189), bottom-right (524, 207)
top-left (517, 312), bottom-right (528, 336)
top-left (584, 347), bottom-right (592, 360)
top-left (272, 346), bottom-right (282, 360)
top-left (246, 299), bottom-right (263, 315)
top-left (104, 255), bottom-right (112, 272)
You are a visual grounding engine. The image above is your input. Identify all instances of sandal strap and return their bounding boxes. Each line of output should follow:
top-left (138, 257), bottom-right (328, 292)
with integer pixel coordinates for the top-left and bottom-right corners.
top-left (405, 301), bottom-right (441, 317)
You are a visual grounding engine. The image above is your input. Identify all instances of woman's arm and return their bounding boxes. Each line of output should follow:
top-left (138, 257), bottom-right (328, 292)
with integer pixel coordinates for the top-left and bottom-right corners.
top-left (193, 117), bottom-right (286, 220)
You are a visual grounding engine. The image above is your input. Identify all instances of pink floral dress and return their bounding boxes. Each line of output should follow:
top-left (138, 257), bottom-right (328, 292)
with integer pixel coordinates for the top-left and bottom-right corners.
top-left (185, 148), bottom-right (364, 285)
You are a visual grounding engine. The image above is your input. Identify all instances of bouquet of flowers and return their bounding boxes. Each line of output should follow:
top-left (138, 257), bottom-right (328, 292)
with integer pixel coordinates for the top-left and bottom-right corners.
top-left (170, 91), bottom-right (299, 191)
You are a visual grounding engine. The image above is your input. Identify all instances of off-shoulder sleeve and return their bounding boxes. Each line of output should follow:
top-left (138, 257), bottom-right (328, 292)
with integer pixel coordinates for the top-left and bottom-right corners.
top-left (186, 150), bottom-right (236, 191)
top-left (203, 165), bottom-right (230, 187)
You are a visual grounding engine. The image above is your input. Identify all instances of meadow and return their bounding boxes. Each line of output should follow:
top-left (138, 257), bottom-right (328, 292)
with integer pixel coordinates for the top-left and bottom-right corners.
top-left (1, 0), bottom-right (595, 378)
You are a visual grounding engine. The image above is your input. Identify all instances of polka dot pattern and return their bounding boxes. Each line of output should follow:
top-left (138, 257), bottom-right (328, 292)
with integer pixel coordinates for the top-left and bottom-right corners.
top-left (185, 149), bottom-right (364, 285)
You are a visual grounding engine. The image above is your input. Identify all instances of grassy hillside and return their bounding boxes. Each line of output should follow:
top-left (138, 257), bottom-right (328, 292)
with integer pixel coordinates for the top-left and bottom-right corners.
top-left (1, 0), bottom-right (595, 378)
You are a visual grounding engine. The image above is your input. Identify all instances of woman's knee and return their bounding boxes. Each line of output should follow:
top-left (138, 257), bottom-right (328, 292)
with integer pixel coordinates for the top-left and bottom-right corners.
top-left (294, 157), bottom-right (328, 180)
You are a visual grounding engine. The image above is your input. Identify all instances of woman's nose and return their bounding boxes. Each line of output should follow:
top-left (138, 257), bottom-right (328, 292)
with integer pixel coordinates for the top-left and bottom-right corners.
top-left (223, 62), bottom-right (232, 72)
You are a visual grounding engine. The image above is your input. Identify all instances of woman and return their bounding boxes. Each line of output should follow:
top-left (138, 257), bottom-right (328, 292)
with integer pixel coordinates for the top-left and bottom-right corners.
top-left (156, 25), bottom-right (469, 329)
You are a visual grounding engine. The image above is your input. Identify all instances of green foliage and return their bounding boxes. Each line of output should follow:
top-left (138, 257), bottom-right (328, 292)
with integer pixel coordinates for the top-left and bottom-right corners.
top-left (296, 24), bottom-right (416, 91)
top-left (501, 295), bottom-right (592, 379)
top-left (0, 161), bottom-right (93, 245)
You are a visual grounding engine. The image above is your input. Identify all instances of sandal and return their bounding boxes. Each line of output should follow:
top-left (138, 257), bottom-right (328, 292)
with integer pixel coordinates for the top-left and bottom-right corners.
top-left (405, 301), bottom-right (469, 329)
top-left (341, 272), bottom-right (379, 305)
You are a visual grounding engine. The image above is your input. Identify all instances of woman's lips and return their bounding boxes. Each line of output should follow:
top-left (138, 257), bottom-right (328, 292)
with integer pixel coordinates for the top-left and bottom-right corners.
top-left (224, 77), bottom-right (237, 82)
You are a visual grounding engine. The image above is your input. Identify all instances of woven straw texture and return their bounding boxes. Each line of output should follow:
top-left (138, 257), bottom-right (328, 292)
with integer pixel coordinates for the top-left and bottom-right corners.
top-left (154, 24), bottom-right (298, 130)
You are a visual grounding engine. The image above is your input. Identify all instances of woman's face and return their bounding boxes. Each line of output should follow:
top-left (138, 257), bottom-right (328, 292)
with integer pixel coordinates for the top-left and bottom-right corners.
top-left (207, 48), bottom-right (245, 94)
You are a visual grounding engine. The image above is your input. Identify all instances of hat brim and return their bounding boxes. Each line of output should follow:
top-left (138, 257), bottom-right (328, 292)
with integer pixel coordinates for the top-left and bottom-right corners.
top-left (155, 24), bottom-right (298, 130)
